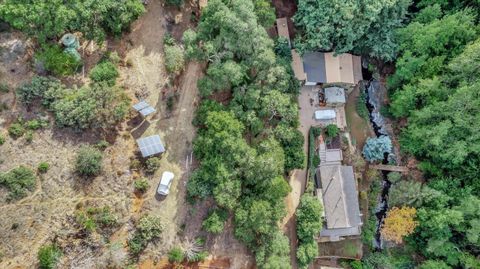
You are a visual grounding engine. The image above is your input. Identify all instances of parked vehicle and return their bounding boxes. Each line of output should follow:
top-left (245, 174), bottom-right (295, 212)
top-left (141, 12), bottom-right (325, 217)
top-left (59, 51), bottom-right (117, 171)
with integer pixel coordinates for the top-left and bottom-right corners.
top-left (157, 171), bottom-right (174, 195)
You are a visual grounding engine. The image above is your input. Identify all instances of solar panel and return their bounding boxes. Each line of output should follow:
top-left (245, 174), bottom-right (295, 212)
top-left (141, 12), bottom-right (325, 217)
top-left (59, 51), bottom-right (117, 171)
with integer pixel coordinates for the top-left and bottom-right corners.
top-left (133, 101), bottom-right (149, 111)
top-left (136, 135), bottom-right (165, 157)
top-left (139, 106), bottom-right (156, 117)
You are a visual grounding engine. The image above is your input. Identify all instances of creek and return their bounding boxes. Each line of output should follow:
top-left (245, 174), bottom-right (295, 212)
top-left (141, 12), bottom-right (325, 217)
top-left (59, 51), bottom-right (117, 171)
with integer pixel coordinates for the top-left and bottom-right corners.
top-left (363, 80), bottom-right (394, 250)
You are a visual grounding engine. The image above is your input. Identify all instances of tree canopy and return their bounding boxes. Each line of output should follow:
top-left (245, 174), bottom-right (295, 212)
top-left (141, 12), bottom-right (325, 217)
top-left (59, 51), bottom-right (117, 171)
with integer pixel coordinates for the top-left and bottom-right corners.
top-left (294, 0), bottom-right (411, 60)
top-left (185, 0), bottom-right (305, 267)
top-left (0, 0), bottom-right (144, 42)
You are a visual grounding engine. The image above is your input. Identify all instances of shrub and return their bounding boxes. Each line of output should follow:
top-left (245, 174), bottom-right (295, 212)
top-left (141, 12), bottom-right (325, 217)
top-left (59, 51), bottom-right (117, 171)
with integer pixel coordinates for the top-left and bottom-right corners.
top-left (145, 157), bottom-right (161, 174)
top-left (362, 136), bottom-right (393, 163)
top-left (8, 123), bottom-right (25, 138)
top-left (356, 90), bottom-right (369, 120)
top-left (202, 210), bottom-right (227, 234)
top-left (168, 246), bottom-right (185, 263)
top-left (95, 140), bottom-right (110, 151)
top-left (296, 239), bottom-right (318, 268)
top-left (0, 134), bottom-right (5, 145)
top-left (38, 244), bottom-right (62, 269)
top-left (163, 32), bottom-right (176, 46)
top-left (89, 61), bottom-right (119, 86)
top-left (274, 37), bottom-right (291, 59)
top-left (26, 119), bottom-right (48, 130)
top-left (38, 162), bottom-right (50, 173)
top-left (0, 165), bottom-right (36, 201)
top-left (134, 178), bottom-right (150, 193)
top-left (189, 250), bottom-right (208, 262)
top-left (0, 83), bottom-right (9, 93)
top-left (36, 45), bottom-right (82, 76)
top-left (16, 76), bottom-right (63, 107)
top-left (25, 130), bottom-right (34, 142)
top-left (75, 146), bottom-right (103, 176)
top-left (76, 206), bottom-right (118, 233)
top-left (128, 215), bottom-right (163, 257)
top-left (325, 124), bottom-right (339, 138)
top-left (164, 44), bottom-right (185, 75)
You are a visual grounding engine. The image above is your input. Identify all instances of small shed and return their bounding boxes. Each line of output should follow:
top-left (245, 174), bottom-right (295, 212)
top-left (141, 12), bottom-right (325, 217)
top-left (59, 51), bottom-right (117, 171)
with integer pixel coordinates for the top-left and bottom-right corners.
top-left (136, 135), bottom-right (165, 157)
top-left (133, 101), bottom-right (156, 117)
top-left (315, 109), bottom-right (336, 120)
top-left (324, 86), bottom-right (346, 106)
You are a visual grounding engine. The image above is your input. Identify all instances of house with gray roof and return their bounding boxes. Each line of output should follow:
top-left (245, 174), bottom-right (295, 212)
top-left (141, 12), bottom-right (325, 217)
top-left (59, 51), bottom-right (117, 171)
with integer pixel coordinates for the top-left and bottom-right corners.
top-left (302, 52), bottom-right (363, 85)
top-left (315, 136), bottom-right (362, 242)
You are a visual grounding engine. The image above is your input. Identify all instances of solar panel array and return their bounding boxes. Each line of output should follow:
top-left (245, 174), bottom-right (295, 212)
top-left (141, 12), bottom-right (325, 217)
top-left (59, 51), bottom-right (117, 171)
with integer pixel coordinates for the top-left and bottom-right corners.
top-left (136, 135), bottom-right (165, 157)
top-left (133, 101), bottom-right (156, 117)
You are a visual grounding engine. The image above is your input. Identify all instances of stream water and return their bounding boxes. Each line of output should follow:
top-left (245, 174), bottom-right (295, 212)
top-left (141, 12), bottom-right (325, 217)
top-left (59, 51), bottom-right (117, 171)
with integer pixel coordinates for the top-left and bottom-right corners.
top-left (363, 80), bottom-right (394, 250)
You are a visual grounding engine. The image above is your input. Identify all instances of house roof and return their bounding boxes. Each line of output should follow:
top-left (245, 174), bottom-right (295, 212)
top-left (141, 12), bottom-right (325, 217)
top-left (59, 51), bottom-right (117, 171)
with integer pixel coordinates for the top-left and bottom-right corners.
top-left (276, 18), bottom-right (290, 45)
top-left (136, 135), bottom-right (165, 157)
top-left (291, 49), bottom-right (306, 80)
top-left (318, 165), bottom-right (361, 230)
top-left (303, 52), bottom-right (327, 83)
top-left (324, 87), bottom-right (346, 104)
top-left (303, 52), bottom-right (363, 84)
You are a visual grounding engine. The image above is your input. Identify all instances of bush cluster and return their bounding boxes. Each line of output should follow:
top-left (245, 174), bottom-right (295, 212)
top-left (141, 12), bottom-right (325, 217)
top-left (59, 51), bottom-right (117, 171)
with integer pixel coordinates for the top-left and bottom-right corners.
top-left (75, 146), bottom-right (103, 177)
top-left (36, 45), bottom-right (82, 76)
top-left (128, 215), bottom-right (163, 257)
top-left (0, 166), bottom-right (36, 201)
top-left (202, 209), bottom-right (228, 234)
top-left (89, 60), bottom-right (119, 86)
top-left (134, 178), bottom-right (150, 193)
top-left (145, 157), bottom-right (161, 174)
top-left (75, 206), bottom-right (118, 233)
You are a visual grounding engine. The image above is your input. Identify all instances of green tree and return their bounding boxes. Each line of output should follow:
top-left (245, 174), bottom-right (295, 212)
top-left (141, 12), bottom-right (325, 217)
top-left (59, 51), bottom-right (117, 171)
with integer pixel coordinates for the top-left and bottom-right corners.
top-left (325, 124), bottom-right (339, 138)
top-left (75, 146), bottom-right (103, 176)
top-left (0, 0), bottom-right (144, 42)
top-left (296, 195), bottom-right (323, 241)
top-left (418, 260), bottom-right (451, 269)
top-left (253, 0), bottom-right (276, 28)
top-left (294, 0), bottom-right (411, 60)
top-left (52, 82), bottom-right (129, 129)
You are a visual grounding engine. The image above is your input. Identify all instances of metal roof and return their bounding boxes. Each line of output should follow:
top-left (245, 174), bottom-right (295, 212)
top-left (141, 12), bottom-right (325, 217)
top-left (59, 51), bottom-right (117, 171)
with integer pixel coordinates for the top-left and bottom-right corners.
top-left (303, 52), bottom-right (327, 83)
top-left (325, 87), bottom-right (346, 104)
top-left (133, 101), bottom-right (156, 117)
top-left (318, 164), bottom-right (361, 230)
top-left (136, 135), bottom-right (165, 157)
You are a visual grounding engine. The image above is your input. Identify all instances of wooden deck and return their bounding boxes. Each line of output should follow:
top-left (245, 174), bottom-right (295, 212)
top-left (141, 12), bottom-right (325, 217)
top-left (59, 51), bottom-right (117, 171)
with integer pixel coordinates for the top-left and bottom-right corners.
top-left (370, 164), bottom-right (408, 173)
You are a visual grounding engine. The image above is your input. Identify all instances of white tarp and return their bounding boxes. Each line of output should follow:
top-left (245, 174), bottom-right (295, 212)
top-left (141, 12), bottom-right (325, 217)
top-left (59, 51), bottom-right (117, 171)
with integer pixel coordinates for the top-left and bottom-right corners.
top-left (315, 109), bottom-right (336, 120)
